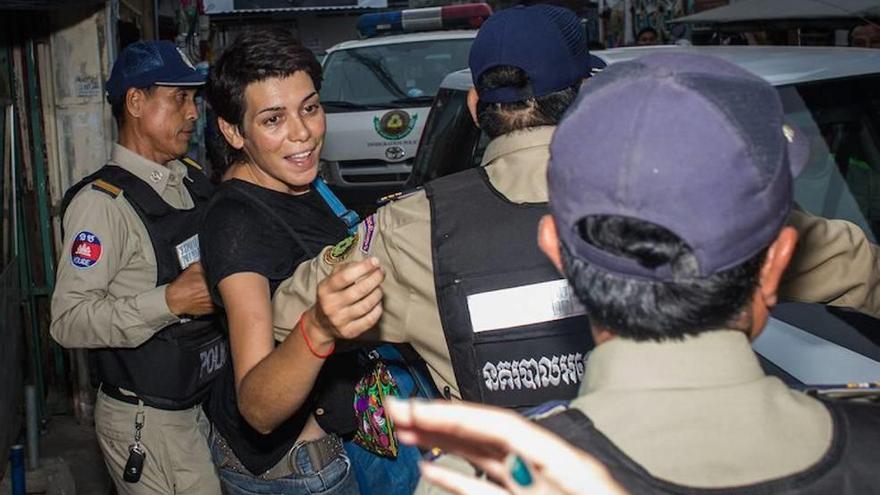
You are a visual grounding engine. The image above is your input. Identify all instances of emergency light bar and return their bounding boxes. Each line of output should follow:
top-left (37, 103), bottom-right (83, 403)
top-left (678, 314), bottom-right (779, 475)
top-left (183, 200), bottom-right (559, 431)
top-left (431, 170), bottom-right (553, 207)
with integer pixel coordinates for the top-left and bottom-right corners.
top-left (357, 3), bottom-right (492, 38)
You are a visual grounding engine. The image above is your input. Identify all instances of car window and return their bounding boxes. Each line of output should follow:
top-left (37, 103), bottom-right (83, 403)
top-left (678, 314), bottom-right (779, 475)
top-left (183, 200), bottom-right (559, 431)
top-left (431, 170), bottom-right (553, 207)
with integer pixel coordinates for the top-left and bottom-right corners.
top-left (781, 75), bottom-right (880, 242)
top-left (321, 39), bottom-right (473, 113)
top-left (407, 88), bottom-right (481, 186)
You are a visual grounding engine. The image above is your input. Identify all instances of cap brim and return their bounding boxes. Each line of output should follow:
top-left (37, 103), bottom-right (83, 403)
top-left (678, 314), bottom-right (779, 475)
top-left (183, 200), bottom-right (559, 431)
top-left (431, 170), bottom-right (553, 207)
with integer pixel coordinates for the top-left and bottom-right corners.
top-left (154, 71), bottom-right (206, 87)
top-left (784, 118), bottom-right (809, 178)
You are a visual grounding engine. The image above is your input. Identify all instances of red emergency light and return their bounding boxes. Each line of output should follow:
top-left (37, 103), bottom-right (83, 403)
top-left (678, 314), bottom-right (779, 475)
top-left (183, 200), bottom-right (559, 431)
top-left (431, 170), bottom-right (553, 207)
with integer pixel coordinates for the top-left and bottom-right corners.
top-left (357, 3), bottom-right (492, 38)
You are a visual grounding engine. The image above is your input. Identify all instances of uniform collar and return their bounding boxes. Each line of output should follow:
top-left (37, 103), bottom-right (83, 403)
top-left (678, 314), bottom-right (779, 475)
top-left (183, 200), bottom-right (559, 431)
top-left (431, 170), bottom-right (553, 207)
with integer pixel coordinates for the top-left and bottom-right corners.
top-left (480, 126), bottom-right (556, 167)
top-left (582, 330), bottom-right (766, 393)
top-left (110, 144), bottom-right (189, 195)
top-left (480, 126), bottom-right (555, 204)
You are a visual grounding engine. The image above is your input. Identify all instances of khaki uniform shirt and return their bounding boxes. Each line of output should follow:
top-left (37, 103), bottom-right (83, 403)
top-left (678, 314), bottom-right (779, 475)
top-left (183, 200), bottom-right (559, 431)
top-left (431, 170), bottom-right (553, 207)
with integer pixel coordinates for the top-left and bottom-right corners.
top-left (574, 331), bottom-right (832, 487)
top-left (417, 331), bottom-right (835, 495)
top-left (51, 144), bottom-right (193, 349)
top-left (273, 126), bottom-right (880, 399)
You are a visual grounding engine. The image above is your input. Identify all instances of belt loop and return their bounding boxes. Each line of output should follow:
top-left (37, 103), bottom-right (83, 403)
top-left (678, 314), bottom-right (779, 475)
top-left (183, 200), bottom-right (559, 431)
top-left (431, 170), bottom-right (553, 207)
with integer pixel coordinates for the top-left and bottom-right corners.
top-left (307, 446), bottom-right (323, 476)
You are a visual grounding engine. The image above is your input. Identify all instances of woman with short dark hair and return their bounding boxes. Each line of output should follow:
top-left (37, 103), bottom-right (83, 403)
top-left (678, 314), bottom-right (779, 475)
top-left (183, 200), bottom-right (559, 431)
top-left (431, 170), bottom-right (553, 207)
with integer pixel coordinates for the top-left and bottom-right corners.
top-left (200, 28), bottom-right (382, 494)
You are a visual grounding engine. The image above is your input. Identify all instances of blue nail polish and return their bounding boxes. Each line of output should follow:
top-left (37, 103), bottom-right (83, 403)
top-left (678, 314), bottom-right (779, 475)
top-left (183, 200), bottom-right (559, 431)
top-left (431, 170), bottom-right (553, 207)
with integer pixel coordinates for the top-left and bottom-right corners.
top-left (509, 455), bottom-right (533, 487)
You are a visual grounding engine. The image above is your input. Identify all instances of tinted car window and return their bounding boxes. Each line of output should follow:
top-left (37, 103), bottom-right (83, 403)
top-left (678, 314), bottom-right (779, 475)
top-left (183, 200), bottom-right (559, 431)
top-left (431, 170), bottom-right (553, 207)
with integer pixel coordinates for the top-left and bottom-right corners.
top-left (781, 76), bottom-right (880, 242)
top-left (407, 88), bottom-right (483, 187)
top-left (321, 39), bottom-right (473, 112)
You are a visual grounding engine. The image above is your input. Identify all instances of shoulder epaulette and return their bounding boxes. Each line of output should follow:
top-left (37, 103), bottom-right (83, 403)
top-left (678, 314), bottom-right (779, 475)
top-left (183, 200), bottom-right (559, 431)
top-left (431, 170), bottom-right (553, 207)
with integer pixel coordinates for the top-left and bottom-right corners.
top-left (181, 156), bottom-right (203, 171)
top-left (91, 179), bottom-right (122, 198)
top-left (376, 187), bottom-right (422, 206)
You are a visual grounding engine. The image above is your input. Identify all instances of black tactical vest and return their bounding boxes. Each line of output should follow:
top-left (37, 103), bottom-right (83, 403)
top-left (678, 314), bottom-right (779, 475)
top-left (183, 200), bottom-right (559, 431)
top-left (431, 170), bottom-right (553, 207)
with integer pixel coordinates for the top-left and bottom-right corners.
top-left (425, 168), bottom-right (593, 409)
top-left (537, 402), bottom-right (880, 494)
top-left (61, 161), bottom-right (228, 409)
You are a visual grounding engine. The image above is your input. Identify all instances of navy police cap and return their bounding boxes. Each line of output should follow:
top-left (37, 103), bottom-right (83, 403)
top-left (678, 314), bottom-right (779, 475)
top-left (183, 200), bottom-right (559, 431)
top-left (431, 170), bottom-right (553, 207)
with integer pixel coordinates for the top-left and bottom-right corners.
top-left (468, 5), bottom-right (591, 104)
top-left (106, 41), bottom-right (204, 102)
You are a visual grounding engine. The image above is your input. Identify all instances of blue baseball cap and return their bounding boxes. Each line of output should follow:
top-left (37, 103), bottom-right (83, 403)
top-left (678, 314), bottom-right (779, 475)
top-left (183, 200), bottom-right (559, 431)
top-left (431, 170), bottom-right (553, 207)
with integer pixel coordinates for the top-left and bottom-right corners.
top-left (548, 52), bottom-right (809, 281)
top-left (106, 41), bottom-right (205, 102)
top-left (468, 5), bottom-right (591, 104)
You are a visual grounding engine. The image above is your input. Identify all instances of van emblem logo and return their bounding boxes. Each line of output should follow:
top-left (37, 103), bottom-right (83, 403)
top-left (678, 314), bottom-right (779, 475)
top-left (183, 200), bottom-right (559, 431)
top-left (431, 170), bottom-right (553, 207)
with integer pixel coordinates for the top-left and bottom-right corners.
top-left (375, 110), bottom-right (417, 140)
top-left (385, 146), bottom-right (406, 161)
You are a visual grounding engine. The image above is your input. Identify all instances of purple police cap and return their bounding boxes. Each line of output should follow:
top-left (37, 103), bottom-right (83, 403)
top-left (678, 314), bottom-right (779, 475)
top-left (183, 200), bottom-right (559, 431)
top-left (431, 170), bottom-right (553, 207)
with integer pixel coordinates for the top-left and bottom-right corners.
top-left (468, 4), bottom-right (591, 104)
top-left (548, 52), bottom-right (809, 281)
top-left (106, 41), bottom-right (205, 102)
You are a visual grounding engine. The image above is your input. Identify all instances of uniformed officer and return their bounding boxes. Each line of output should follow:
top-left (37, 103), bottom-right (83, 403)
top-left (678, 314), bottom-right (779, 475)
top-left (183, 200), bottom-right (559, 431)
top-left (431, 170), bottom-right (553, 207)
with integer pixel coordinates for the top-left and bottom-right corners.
top-left (414, 51), bottom-right (880, 495)
top-left (273, 6), bottom-right (880, 408)
top-left (523, 51), bottom-right (880, 492)
top-left (51, 41), bottom-right (224, 494)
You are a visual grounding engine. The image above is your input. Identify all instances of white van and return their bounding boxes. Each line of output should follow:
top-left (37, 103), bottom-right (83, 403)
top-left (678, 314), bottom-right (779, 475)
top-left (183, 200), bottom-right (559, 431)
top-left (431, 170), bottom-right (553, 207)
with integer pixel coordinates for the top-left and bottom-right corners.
top-left (318, 4), bottom-right (490, 211)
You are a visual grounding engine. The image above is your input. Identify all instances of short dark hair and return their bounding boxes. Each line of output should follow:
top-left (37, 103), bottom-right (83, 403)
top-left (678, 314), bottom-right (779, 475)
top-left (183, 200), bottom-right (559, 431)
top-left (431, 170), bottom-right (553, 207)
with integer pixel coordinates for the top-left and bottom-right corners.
top-left (206, 27), bottom-right (322, 171)
top-left (475, 65), bottom-right (579, 139)
top-left (110, 97), bottom-right (126, 127)
top-left (559, 215), bottom-right (766, 342)
top-left (637, 26), bottom-right (658, 39)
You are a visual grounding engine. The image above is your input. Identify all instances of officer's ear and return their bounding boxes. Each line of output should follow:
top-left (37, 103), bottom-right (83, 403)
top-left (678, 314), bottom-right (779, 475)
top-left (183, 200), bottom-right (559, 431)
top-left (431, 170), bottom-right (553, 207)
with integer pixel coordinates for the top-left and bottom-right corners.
top-left (538, 215), bottom-right (564, 274)
top-left (125, 87), bottom-right (147, 119)
top-left (757, 226), bottom-right (798, 310)
top-left (467, 88), bottom-right (480, 127)
top-left (217, 117), bottom-right (245, 150)
top-left (746, 226), bottom-right (798, 340)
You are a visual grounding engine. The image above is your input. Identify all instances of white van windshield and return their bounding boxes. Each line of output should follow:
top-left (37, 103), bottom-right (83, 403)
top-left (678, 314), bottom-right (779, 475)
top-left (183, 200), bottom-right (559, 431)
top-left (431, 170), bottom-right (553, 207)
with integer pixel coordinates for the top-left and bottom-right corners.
top-left (321, 38), bottom-right (473, 113)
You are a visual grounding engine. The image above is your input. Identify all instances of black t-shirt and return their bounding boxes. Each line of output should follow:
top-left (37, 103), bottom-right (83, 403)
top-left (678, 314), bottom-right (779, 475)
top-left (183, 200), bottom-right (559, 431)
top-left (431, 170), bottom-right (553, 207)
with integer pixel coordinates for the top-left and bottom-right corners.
top-left (200, 179), bottom-right (361, 475)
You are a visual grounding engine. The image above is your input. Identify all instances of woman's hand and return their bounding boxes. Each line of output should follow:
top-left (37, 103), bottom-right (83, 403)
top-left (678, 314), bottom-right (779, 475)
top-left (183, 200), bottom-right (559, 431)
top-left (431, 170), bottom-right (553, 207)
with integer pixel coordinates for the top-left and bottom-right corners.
top-left (386, 398), bottom-right (628, 495)
top-left (307, 257), bottom-right (385, 346)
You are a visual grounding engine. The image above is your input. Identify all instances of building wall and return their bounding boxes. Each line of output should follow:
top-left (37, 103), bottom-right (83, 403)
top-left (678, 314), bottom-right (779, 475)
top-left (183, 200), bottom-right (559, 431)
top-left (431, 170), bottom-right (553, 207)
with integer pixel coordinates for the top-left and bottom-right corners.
top-left (49, 5), bottom-right (114, 193)
top-left (298, 13), bottom-right (361, 53)
top-left (212, 13), bottom-right (361, 56)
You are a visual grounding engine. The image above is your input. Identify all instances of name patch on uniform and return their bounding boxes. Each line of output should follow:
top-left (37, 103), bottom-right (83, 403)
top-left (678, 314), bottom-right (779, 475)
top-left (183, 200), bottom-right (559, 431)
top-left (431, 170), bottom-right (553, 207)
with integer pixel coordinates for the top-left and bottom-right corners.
top-left (175, 234), bottom-right (201, 270)
top-left (482, 352), bottom-right (585, 392)
top-left (70, 231), bottom-right (102, 269)
top-left (360, 215), bottom-right (376, 254)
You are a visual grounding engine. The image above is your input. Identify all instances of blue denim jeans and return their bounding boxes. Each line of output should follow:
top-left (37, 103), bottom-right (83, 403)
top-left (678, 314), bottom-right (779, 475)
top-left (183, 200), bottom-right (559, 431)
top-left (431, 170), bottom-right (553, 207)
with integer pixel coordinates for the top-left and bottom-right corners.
top-left (344, 440), bottom-right (422, 495)
top-left (343, 344), bottom-right (437, 495)
top-left (210, 434), bottom-right (360, 495)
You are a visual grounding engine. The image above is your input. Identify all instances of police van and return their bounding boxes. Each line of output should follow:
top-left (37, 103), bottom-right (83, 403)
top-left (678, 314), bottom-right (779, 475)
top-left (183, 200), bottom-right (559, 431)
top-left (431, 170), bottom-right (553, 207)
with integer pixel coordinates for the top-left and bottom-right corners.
top-left (410, 45), bottom-right (880, 393)
top-left (318, 3), bottom-right (491, 211)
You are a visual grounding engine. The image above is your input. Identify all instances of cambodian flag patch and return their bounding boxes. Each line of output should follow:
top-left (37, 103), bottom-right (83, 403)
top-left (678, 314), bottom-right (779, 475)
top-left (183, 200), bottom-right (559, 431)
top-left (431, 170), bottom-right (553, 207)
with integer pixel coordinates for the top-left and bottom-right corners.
top-left (71, 231), bottom-right (102, 268)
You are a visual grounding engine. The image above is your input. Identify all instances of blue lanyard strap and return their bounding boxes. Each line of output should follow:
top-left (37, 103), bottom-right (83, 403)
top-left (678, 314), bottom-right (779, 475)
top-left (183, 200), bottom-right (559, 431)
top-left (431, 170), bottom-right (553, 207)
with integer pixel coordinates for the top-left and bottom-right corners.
top-left (313, 179), bottom-right (360, 236)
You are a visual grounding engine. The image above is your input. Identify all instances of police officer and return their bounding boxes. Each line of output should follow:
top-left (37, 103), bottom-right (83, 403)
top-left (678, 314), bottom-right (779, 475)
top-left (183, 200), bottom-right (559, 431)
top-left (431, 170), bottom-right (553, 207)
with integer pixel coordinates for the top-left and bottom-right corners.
top-left (523, 51), bottom-right (880, 492)
top-left (273, 6), bottom-right (880, 408)
top-left (51, 41), bottom-right (224, 494)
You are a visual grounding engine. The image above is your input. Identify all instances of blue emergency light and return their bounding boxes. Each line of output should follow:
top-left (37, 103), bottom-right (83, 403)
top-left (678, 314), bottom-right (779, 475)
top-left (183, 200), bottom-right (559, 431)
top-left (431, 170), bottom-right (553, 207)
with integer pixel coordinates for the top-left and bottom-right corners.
top-left (357, 3), bottom-right (492, 38)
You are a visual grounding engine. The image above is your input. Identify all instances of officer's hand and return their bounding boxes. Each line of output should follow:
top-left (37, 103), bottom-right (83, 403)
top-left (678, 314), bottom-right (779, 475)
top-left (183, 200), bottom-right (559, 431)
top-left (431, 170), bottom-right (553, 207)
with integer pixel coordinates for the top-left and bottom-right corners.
top-left (387, 398), bottom-right (628, 495)
top-left (309, 257), bottom-right (384, 344)
top-left (165, 262), bottom-right (215, 316)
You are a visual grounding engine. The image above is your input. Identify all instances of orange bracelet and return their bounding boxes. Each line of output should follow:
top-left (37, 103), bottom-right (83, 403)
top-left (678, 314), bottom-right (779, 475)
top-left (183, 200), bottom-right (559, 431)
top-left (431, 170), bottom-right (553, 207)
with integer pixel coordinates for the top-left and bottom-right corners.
top-left (299, 314), bottom-right (335, 359)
